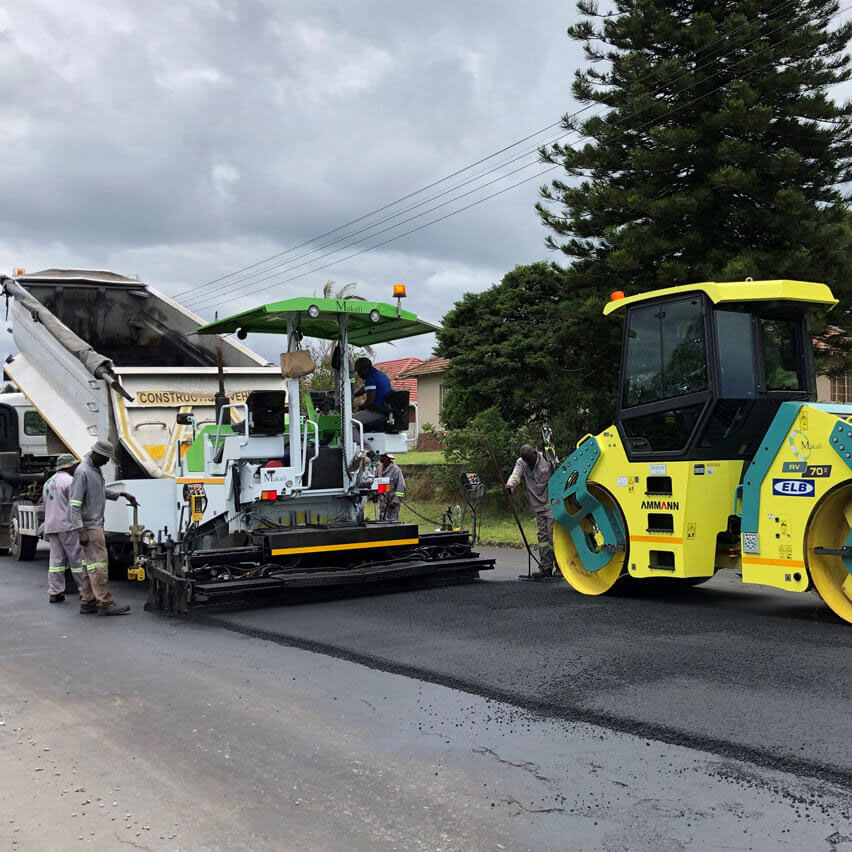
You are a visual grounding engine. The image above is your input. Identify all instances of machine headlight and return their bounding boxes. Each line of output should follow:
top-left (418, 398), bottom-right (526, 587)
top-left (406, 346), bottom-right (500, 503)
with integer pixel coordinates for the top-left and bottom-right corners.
top-left (369, 309), bottom-right (380, 323)
top-left (308, 304), bottom-right (320, 318)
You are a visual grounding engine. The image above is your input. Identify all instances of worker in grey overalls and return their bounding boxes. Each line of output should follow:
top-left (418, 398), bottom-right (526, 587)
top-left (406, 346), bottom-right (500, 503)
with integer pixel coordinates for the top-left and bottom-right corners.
top-left (69, 440), bottom-right (138, 616)
top-left (42, 453), bottom-right (83, 603)
top-left (378, 453), bottom-right (406, 522)
top-left (506, 444), bottom-right (559, 579)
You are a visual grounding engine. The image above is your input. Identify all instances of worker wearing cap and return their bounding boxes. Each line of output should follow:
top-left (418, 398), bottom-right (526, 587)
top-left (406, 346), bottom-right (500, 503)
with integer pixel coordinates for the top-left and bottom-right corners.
top-left (42, 453), bottom-right (83, 603)
top-left (378, 452), bottom-right (406, 522)
top-left (68, 440), bottom-right (138, 616)
top-left (506, 444), bottom-right (559, 579)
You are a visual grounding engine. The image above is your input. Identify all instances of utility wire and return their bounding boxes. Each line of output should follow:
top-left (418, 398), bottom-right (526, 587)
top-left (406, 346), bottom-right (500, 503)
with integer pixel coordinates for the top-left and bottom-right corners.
top-left (170, 118), bottom-right (563, 300)
top-left (177, 0), bottom-right (808, 304)
top-left (184, 0), bottom-right (840, 313)
top-left (182, 131), bottom-right (575, 309)
top-left (181, 0), bottom-right (809, 309)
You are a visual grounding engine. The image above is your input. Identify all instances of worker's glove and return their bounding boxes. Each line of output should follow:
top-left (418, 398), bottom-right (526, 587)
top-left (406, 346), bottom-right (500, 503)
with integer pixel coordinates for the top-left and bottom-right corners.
top-left (503, 484), bottom-right (514, 494)
top-left (122, 493), bottom-right (140, 508)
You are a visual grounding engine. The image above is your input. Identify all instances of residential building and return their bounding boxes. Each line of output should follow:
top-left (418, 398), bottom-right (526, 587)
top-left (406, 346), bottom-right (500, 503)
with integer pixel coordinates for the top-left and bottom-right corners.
top-left (398, 357), bottom-right (450, 437)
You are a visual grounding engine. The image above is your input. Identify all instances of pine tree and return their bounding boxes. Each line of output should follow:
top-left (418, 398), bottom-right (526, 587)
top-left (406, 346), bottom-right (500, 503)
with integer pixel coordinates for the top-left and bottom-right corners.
top-left (538, 0), bottom-right (852, 368)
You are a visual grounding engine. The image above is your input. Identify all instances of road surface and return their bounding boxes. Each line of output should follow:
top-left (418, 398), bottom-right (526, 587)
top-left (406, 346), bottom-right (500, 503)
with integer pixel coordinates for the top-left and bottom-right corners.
top-left (0, 547), bottom-right (849, 851)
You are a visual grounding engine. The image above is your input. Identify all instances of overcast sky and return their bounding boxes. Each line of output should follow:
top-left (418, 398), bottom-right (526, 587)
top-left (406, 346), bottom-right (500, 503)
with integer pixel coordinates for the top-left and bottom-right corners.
top-left (0, 0), bottom-right (587, 364)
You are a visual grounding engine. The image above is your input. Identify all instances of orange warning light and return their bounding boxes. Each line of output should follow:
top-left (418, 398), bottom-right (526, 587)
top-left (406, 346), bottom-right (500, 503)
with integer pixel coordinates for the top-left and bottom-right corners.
top-left (14, 268), bottom-right (24, 276)
top-left (393, 283), bottom-right (407, 298)
top-left (610, 290), bottom-right (625, 301)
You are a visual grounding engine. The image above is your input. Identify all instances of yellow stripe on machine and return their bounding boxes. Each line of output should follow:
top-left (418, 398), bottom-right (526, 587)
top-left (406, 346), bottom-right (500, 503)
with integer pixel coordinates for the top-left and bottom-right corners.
top-left (176, 477), bottom-right (225, 485)
top-left (742, 556), bottom-right (806, 569)
top-left (271, 538), bottom-right (419, 556)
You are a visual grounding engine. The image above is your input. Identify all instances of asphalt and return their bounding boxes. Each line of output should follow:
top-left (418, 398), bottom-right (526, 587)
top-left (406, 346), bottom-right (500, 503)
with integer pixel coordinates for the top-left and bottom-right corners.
top-left (0, 545), bottom-right (850, 850)
top-left (200, 546), bottom-right (852, 785)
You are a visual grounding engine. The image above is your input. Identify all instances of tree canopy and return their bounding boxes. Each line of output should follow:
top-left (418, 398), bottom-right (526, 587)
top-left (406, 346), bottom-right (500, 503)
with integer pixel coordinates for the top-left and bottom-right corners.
top-left (439, 0), bottom-right (852, 460)
top-left (436, 262), bottom-right (616, 452)
top-left (538, 0), bottom-right (852, 377)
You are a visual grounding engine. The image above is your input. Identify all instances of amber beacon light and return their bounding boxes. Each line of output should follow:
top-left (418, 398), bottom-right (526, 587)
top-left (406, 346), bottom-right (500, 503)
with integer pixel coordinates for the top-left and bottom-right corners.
top-left (393, 283), bottom-right (407, 316)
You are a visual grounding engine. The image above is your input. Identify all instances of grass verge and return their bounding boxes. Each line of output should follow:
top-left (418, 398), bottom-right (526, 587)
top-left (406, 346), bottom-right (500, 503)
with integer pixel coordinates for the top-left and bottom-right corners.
top-left (398, 497), bottom-right (538, 549)
top-left (397, 450), bottom-right (446, 465)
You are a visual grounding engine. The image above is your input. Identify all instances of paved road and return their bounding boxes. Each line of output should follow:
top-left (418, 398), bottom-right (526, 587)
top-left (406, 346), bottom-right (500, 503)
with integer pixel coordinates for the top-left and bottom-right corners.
top-left (0, 548), bottom-right (850, 851)
top-left (209, 545), bottom-right (852, 783)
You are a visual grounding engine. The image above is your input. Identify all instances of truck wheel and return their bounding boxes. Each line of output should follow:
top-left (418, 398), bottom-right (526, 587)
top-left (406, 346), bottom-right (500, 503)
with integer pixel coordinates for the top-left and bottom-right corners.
top-left (9, 502), bottom-right (38, 561)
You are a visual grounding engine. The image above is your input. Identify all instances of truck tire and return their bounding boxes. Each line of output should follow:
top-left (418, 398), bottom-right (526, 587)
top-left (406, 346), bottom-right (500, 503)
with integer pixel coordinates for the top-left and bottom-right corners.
top-left (9, 502), bottom-right (38, 561)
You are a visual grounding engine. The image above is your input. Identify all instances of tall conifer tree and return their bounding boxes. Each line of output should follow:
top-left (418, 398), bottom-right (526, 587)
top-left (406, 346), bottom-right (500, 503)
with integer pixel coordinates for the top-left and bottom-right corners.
top-left (538, 0), bottom-right (852, 374)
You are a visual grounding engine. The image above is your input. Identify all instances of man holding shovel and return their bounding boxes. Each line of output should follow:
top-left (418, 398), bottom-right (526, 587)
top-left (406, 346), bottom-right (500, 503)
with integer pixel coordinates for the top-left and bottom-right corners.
top-left (505, 444), bottom-right (559, 579)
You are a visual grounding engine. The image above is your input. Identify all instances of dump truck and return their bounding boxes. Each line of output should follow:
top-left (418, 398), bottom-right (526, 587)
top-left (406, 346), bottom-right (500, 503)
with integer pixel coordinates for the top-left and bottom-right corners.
top-left (549, 279), bottom-right (852, 624)
top-left (0, 392), bottom-right (54, 559)
top-left (144, 293), bottom-right (493, 614)
top-left (0, 269), bottom-right (284, 567)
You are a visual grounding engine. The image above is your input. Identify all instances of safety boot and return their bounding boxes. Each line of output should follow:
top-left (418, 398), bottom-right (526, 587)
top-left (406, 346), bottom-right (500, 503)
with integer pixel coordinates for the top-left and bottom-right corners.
top-left (98, 602), bottom-right (131, 616)
top-left (49, 593), bottom-right (65, 603)
top-left (79, 601), bottom-right (98, 614)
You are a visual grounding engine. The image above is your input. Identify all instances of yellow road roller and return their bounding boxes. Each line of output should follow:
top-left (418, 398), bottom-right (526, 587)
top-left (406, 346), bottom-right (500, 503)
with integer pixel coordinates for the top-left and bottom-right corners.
top-left (549, 279), bottom-right (852, 623)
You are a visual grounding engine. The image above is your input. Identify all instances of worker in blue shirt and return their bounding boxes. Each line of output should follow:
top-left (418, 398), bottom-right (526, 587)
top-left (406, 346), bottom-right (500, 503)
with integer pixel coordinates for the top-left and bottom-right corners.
top-left (352, 357), bottom-right (392, 437)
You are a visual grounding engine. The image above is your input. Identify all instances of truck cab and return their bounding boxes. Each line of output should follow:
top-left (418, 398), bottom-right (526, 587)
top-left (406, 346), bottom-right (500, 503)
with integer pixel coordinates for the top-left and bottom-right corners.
top-left (0, 392), bottom-right (55, 559)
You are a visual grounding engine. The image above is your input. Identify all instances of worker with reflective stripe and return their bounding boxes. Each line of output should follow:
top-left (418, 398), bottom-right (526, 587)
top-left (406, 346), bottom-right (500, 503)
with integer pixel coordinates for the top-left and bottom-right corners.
top-left (506, 444), bottom-right (559, 579)
top-left (42, 453), bottom-right (82, 603)
top-left (68, 439), bottom-right (138, 616)
top-left (378, 452), bottom-right (406, 522)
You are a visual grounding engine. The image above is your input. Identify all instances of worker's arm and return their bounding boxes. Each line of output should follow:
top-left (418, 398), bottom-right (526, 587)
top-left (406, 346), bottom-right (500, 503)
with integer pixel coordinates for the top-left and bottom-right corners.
top-left (391, 467), bottom-right (406, 504)
top-left (504, 458), bottom-right (524, 493)
top-left (106, 486), bottom-right (139, 508)
top-left (68, 472), bottom-right (87, 541)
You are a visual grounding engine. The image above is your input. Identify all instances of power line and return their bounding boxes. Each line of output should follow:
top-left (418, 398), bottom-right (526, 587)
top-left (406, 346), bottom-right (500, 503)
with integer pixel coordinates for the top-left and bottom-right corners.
top-left (182, 129), bottom-right (576, 308)
top-left (177, 0), bottom-right (808, 305)
top-left (170, 120), bottom-right (564, 300)
top-left (185, 0), bottom-right (842, 313)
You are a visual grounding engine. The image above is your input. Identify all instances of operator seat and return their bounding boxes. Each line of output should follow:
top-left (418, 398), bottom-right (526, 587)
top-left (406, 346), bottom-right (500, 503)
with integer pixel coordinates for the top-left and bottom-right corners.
top-left (383, 390), bottom-right (410, 433)
top-left (247, 390), bottom-right (287, 436)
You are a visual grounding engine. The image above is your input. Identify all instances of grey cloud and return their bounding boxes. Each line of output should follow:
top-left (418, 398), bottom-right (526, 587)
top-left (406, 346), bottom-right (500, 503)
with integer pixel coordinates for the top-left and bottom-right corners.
top-left (0, 0), bottom-right (582, 342)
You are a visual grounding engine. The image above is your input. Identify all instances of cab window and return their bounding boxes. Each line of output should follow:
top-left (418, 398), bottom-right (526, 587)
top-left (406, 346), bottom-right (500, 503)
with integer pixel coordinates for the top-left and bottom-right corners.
top-left (760, 319), bottom-right (805, 391)
top-left (623, 298), bottom-right (708, 406)
top-left (23, 411), bottom-right (46, 436)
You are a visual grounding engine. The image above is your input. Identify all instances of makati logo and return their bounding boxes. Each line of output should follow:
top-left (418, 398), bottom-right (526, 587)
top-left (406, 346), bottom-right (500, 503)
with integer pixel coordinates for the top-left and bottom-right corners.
top-left (641, 500), bottom-right (679, 510)
top-left (772, 478), bottom-right (815, 497)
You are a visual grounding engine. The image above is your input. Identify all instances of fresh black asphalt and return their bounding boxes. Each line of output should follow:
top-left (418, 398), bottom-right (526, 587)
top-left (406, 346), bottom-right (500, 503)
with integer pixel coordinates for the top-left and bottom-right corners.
top-left (199, 546), bottom-right (852, 787)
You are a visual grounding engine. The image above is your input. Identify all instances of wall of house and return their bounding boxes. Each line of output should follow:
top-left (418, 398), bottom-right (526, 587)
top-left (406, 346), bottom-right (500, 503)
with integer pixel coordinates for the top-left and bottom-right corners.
top-left (817, 374), bottom-right (831, 401)
top-left (415, 374), bottom-right (444, 430)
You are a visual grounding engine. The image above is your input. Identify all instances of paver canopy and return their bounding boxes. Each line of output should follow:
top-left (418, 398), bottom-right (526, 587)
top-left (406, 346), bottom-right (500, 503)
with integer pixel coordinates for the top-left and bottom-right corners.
top-left (197, 297), bottom-right (439, 346)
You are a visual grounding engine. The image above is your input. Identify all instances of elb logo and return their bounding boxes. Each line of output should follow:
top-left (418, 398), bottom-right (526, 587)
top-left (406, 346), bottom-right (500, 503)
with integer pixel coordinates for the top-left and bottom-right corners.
top-left (772, 478), bottom-right (815, 497)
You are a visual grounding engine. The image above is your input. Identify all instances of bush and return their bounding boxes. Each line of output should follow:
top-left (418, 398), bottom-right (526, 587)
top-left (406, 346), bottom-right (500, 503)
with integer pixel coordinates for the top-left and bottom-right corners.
top-left (443, 407), bottom-right (539, 490)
